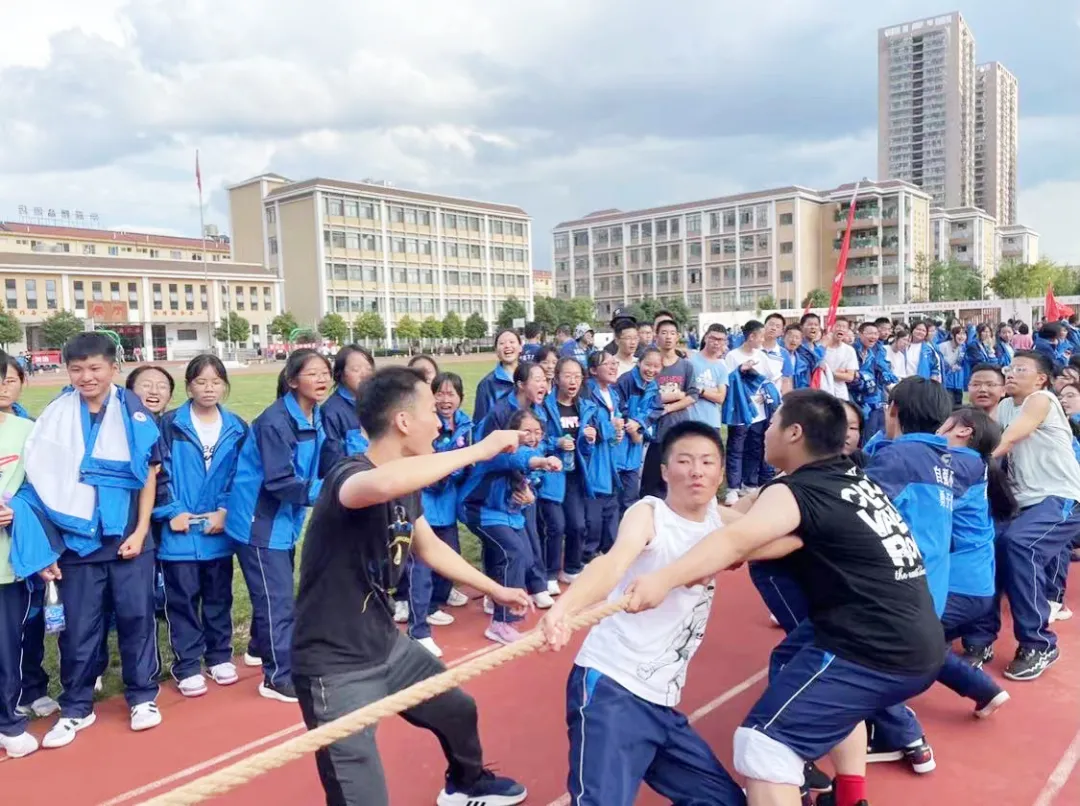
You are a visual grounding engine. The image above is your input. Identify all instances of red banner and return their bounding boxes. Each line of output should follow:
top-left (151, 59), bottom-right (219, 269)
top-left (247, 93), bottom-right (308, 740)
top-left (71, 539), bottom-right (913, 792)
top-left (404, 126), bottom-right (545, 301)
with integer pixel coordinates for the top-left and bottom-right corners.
top-left (810, 182), bottom-right (860, 389)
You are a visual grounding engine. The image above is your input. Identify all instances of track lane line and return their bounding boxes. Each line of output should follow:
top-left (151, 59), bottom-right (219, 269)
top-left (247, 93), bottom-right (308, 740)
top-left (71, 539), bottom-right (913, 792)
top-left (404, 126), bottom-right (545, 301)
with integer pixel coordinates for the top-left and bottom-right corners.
top-left (1034, 723), bottom-right (1080, 806)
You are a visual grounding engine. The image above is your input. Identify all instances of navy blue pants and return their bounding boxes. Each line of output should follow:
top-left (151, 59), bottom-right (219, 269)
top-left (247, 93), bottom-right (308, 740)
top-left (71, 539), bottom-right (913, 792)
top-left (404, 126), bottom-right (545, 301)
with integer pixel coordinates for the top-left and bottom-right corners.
top-left (562, 473), bottom-right (589, 575)
top-left (566, 665), bottom-right (745, 806)
top-left (936, 593), bottom-right (1000, 705)
top-left (406, 524), bottom-right (458, 641)
top-left (864, 407), bottom-right (885, 445)
top-left (618, 469), bottom-right (641, 517)
top-left (748, 560), bottom-right (808, 633)
top-left (1048, 538), bottom-right (1075, 604)
top-left (19, 580), bottom-right (50, 707)
top-left (726, 420), bottom-right (767, 490)
top-left (235, 544), bottom-right (295, 688)
top-left (0, 581), bottom-right (30, 737)
top-left (472, 523), bottom-right (530, 624)
top-left (539, 499), bottom-right (565, 579)
top-left (584, 494), bottom-right (618, 560)
top-left (57, 552), bottom-right (160, 718)
top-left (523, 505), bottom-right (547, 595)
top-left (161, 557), bottom-right (235, 681)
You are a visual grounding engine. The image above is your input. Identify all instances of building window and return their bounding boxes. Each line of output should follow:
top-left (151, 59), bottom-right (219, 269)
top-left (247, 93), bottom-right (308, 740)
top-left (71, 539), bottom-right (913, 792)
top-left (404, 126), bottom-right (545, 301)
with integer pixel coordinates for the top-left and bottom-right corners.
top-left (263, 287), bottom-right (272, 310)
top-left (23, 279), bottom-right (37, 309)
top-left (110, 282), bottom-right (121, 301)
top-left (170, 250), bottom-right (182, 260)
top-left (780, 271), bottom-right (794, 283)
top-left (4, 279), bottom-right (16, 309)
top-left (266, 207), bottom-right (276, 224)
top-left (268, 237), bottom-right (278, 255)
top-left (46, 279), bottom-right (58, 310)
top-left (344, 200), bottom-right (358, 218)
top-left (151, 283), bottom-right (161, 311)
top-left (553, 233), bottom-right (568, 251)
top-left (185, 284), bottom-right (195, 310)
top-left (108, 246), bottom-right (119, 256)
top-left (168, 284), bottom-right (179, 311)
top-left (780, 241), bottom-right (793, 254)
top-left (779, 212), bottom-right (793, 226)
top-left (128, 282), bottom-right (138, 310)
top-left (326, 197), bottom-right (344, 217)
top-left (91, 281), bottom-right (103, 301)
top-left (249, 287), bottom-right (258, 309)
top-left (176, 329), bottom-right (198, 341)
top-left (202, 285), bottom-right (209, 309)
top-left (235, 286), bottom-right (244, 310)
top-left (73, 281), bottom-right (86, 310)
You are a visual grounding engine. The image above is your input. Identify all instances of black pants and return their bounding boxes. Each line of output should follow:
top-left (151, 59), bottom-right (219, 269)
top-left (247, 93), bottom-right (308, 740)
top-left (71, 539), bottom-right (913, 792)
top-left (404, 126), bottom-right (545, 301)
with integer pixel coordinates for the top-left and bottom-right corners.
top-left (640, 443), bottom-right (666, 499)
top-left (295, 632), bottom-right (484, 806)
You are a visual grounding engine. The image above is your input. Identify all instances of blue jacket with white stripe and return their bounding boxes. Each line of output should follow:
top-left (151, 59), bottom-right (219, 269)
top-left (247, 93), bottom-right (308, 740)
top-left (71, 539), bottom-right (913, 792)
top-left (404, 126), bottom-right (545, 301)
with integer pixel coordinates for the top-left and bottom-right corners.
top-left (946, 446), bottom-right (996, 598)
top-left (319, 386), bottom-right (368, 478)
top-left (421, 409), bottom-right (474, 528)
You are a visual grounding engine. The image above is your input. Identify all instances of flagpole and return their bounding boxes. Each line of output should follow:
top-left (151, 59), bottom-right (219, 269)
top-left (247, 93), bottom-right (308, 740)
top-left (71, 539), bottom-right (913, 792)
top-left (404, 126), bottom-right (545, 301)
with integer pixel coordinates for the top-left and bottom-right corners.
top-left (197, 150), bottom-right (215, 358)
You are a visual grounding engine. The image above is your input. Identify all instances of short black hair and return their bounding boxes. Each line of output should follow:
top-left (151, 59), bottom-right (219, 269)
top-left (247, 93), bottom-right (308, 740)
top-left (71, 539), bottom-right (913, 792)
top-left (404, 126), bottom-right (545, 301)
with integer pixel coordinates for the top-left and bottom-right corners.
top-left (969, 363), bottom-right (1005, 384)
top-left (614, 320), bottom-right (638, 337)
top-left (659, 420), bottom-right (724, 464)
top-left (1013, 350), bottom-right (1055, 389)
top-left (887, 376), bottom-right (953, 434)
top-left (355, 366), bottom-right (427, 439)
top-left (858, 321), bottom-right (878, 333)
top-left (333, 344), bottom-right (375, 386)
top-left (764, 313), bottom-right (785, 326)
top-left (2, 354), bottom-right (25, 384)
top-left (556, 323), bottom-right (572, 337)
top-left (1039, 322), bottom-right (1064, 341)
top-left (799, 313), bottom-right (820, 327)
top-left (63, 332), bottom-right (116, 364)
top-left (874, 316), bottom-right (892, 327)
top-left (741, 319), bottom-right (764, 338)
top-left (776, 389), bottom-right (846, 457)
top-left (784, 323), bottom-right (803, 336)
top-left (431, 371), bottom-right (464, 400)
top-left (655, 318), bottom-right (679, 333)
top-left (524, 322), bottom-right (543, 340)
top-left (705, 323), bottom-right (727, 336)
top-left (184, 354), bottom-right (229, 395)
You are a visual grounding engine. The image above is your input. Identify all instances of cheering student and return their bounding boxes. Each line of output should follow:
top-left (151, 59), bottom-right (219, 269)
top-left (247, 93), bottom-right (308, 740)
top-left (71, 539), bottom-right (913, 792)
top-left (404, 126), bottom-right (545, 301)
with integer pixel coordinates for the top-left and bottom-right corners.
top-left (127, 364), bottom-right (175, 418)
top-left (582, 351), bottom-right (624, 560)
top-left (551, 357), bottom-right (595, 584)
top-left (613, 346), bottom-right (664, 515)
top-left (291, 366), bottom-right (531, 806)
top-left (626, 390), bottom-right (945, 806)
top-left (473, 329), bottom-right (521, 424)
top-left (319, 345), bottom-right (375, 478)
top-left (967, 363), bottom-right (1006, 415)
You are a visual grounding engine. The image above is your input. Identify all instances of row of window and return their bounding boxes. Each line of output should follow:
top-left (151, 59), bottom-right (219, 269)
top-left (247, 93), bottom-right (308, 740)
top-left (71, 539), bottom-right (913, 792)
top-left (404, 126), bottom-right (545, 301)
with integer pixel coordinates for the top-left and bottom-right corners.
top-left (10, 238), bottom-right (225, 262)
top-left (44, 280), bottom-right (274, 313)
top-left (324, 295), bottom-right (494, 316)
top-left (323, 263), bottom-right (528, 289)
top-left (557, 235), bottom-right (794, 275)
top-left (555, 209), bottom-right (798, 253)
top-left (4, 278), bottom-right (57, 311)
top-left (320, 230), bottom-right (527, 262)
top-left (312, 196), bottom-right (526, 237)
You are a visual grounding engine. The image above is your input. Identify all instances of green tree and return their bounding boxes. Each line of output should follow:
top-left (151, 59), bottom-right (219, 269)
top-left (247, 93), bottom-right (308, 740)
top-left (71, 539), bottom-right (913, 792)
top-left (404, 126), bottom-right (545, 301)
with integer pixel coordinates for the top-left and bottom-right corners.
top-left (441, 310), bottom-right (465, 340)
top-left (464, 312), bottom-right (488, 340)
top-left (755, 295), bottom-right (778, 313)
top-left (496, 296), bottom-right (528, 330)
top-left (532, 297), bottom-right (561, 334)
top-left (353, 311), bottom-right (386, 340)
top-left (627, 297), bottom-right (690, 326)
top-left (317, 313), bottom-right (350, 345)
top-left (395, 315), bottom-right (421, 342)
top-left (420, 316), bottom-right (443, 339)
top-left (41, 310), bottom-right (85, 349)
top-left (214, 311), bottom-right (251, 344)
top-left (0, 308), bottom-right (23, 348)
top-left (566, 296), bottom-right (597, 328)
top-left (989, 258), bottom-right (1076, 299)
top-left (801, 288), bottom-right (830, 309)
top-left (928, 259), bottom-right (984, 302)
top-left (268, 311), bottom-right (299, 340)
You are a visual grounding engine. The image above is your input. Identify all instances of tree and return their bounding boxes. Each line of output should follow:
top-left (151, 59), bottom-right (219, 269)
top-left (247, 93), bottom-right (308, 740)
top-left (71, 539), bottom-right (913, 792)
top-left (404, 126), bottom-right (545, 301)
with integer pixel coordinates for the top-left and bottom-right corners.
top-left (755, 295), bottom-right (778, 313)
top-left (532, 297), bottom-right (561, 334)
top-left (928, 259), bottom-right (984, 302)
top-left (496, 296), bottom-right (527, 330)
top-left (442, 310), bottom-right (464, 340)
top-left (627, 297), bottom-right (690, 326)
top-left (0, 308), bottom-right (23, 348)
top-left (268, 311), bottom-right (299, 340)
top-left (420, 316), bottom-right (443, 339)
top-left (41, 310), bottom-right (85, 349)
top-left (395, 315), bottom-right (421, 342)
top-left (464, 312), bottom-right (488, 340)
top-left (801, 288), bottom-right (830, 309)
top-left (353, 311), bottom-right (386, 341)
top-left (214, 311), bottom-right (251, 345)
top-left (989, 258), bottom-right (1076, 299)
top-left (566, 296), bottom-right (597, 328)
top-left (317, 313), bottom-right (350, 345)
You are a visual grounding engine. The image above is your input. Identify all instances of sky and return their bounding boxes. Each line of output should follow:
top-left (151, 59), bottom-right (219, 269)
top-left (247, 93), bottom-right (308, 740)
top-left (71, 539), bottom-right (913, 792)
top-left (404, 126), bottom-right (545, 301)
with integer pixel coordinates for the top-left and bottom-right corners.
top-left (1, 0), bottom-right (1078, 270)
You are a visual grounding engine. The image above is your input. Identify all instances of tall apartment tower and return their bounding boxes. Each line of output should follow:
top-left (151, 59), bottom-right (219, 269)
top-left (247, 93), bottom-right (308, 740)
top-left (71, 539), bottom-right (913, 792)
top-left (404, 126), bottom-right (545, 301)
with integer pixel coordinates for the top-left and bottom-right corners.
top-left (878, 12), bottom-right (976, 208)
top-left (975, 62), bottom-right (1019, 225)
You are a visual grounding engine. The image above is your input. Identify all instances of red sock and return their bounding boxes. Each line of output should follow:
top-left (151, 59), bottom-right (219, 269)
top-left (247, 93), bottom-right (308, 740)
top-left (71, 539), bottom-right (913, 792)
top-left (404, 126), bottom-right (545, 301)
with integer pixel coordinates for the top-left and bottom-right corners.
top-left (834, 774), bottom-right (867, 806)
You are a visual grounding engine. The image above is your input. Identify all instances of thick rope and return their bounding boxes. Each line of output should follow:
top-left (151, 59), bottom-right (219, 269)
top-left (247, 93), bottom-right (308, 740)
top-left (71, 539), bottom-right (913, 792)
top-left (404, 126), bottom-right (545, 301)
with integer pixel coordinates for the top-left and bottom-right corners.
top-left (135, 596), bottom-right (630, 806)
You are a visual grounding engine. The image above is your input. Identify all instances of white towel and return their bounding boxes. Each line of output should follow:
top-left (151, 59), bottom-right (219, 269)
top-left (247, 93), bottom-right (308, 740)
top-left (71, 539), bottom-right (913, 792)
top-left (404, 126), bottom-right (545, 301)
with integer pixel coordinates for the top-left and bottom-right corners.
top-left (24, 385), bottom-right (131, 524)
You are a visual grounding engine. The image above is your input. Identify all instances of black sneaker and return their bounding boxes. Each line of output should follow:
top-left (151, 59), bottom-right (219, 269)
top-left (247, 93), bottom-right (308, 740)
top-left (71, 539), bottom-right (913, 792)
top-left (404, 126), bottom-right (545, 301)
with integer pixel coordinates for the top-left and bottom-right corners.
top-left (901, 737), bottom-right (936, 774)
top-left (959, 643), bottom-right (994, 669)
top-left (811, 792), bottom-right (869, 806)
top-left (436, 769), bottom-right (526, 806)
top-left (258, 680), bottom-right (298, 703)
top-left (1003, 645), bottom-right (1060, 681)
top-left (804, 762), bottom-right (833, 792)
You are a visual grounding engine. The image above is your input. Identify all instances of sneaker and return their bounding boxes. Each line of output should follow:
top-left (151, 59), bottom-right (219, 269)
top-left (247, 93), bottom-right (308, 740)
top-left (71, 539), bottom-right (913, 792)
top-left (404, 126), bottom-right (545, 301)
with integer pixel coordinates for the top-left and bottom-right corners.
top-left (483, 596), bottom-right (494, 615)
top-left (557, 571), bottom-right (579, 585)
top-left (177, 674), bottom-right (208, 697)
top-left (1004, 645), bottom-right (1060, 681)
top-left (974, 689), bottom-right (1010, 719)
top-left (258, 680), bottom-right (298, 703)
top-left (436, 769), bottom-right (527, 806)
top-left (901, 738), bottom-right (936, 774)
top-left (42, 713), bottom-right (97, 749)
top-left (959, 643), bottom-right (994, 669)
top-left (532, 591), bottom-right (555, 609)
top-left (547, 580), bottom-right (562, 596)
top-left (0, 731), bottom-right (39, 758)
top-left (94, 676), bottom-right (103, 693)
top-left (417, 636), bottom-right (443, 658)
top-left (723, 489), bottom-right (739, 506)
top-left (484, 621), bottom-right (525, 645)
top-left (15, 695), bottom-right (60, 718)
top-left (446, 588), bottom-right (470, 607)
top-left (812, 794), bottom-right (868, 806)
top-left (130, 702), bottom-right (162, 732)
top-left (427, 610), bottom-right (455, 626)
top-left (803, 762), bottom-right (832, 792)
top-left (208, 662), bottom-right (239, 686)
top-left (1050, 600), bottom-right (1073, 623)
top-left (394, 600), bottom-right (409, 623)
top-left (243, 652), bottom-right (263, 667)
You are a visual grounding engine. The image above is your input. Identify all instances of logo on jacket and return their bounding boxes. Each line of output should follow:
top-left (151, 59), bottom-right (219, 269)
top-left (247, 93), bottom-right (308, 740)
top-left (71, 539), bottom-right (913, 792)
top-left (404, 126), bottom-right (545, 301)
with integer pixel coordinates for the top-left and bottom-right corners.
top-left (133, 411), bottom-right (147, 422)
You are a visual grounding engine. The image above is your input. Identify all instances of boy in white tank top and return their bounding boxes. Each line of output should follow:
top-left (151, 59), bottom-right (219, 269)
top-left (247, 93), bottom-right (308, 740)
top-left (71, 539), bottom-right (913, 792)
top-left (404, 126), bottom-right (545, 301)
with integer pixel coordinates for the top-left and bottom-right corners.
top-left (539, 421), bottom-right (745, 806)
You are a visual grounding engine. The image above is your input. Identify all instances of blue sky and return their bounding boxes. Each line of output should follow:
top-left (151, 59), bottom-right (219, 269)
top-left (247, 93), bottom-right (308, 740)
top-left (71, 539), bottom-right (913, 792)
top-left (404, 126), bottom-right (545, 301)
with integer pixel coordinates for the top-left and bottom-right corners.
top-left (1, 1), bottom-right (1077, 270)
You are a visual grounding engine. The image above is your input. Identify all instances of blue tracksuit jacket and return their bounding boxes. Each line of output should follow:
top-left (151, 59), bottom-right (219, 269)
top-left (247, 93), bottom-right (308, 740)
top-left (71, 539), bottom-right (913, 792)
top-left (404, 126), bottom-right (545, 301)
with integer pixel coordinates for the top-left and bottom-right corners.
top-left (421, 409), bottom-right (473, 528)
top-left (460, 445), bottom-right (543, 529)
top-left (473, 364), bottom-right (515, 426)
top-left (613, 368), bottom-right (662, 473)
top-left (946, 446), bottom-right (996, 597)
top-left (319, 386), bottom-right (368, 478)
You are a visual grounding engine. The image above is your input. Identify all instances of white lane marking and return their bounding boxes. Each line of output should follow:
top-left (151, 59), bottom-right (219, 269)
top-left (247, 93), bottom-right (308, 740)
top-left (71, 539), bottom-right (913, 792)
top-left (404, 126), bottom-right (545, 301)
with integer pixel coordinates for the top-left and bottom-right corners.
top-left (1033, 723), bottom-right (1080, 806)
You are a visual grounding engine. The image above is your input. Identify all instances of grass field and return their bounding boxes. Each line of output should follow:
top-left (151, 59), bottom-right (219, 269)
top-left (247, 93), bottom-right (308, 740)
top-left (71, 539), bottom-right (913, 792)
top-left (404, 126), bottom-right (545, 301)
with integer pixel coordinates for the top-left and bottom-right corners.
top-left (18, 357), bottom-right (495, 701)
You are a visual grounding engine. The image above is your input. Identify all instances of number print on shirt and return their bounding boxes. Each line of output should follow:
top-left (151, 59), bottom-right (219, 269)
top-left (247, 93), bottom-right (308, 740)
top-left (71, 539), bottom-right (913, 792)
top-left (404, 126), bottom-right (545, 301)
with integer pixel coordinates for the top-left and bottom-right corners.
top-left (560, 414), bottom-right (579, 430)
top-left (839, 474), bottom-right (927, 581)
top-left (202, 443), bottom-right (215, 466)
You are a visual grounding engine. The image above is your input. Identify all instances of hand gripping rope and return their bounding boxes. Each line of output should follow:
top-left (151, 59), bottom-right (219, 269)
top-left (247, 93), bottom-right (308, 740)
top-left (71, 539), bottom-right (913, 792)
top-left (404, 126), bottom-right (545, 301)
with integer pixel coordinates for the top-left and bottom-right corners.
top-left (134, 596), bottom-right (631, 806)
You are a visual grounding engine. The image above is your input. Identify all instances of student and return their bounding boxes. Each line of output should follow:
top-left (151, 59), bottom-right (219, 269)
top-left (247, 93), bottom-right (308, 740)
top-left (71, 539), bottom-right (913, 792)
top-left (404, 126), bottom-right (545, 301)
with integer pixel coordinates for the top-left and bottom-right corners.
top-left (886, 326), bottom-right (913, 380)
top-left (612, 320), bottom-right (640, 377)
top-left (551, 357), bottom-right (596, 584)
top-left (625, 390), bottom-right (945, 806)
top-left (319, 345), bottom-right (375, 478)
top-left (640, 319), bottom-right (699, 498)
top-left (413, 372), bottom-right (473, 658)
top-left (24, 333), bottom-right (163, 747)
top-left (520, 322), bottom-right (544, 363)
top-left (819, 318), bottom-right (859, 401)
top-left (225, 348), bottom-right (330, 702)
top-left (613, 346), bottom-right (663, 516)
top-left (850, 321), bottom-right (899, 440)
top-left (0, 356), bottom-right (31, 419)
top-left (154, 355), bottom-right (248, 697)
top-left (473, 329), bottom-right (521, 424)
top-left (535, 345), bottom-right (558, 387)
top-left (126, 364), bottom-right (175, 418)
top-left (291, 366), bottom-right (531, 806)
top-left (408, 354), bottom-right (440, 385)
top-left (582, 351), bottom-right (623, 561)
top-left (538, 422), bottom-right (746, 806)
top-left (560, 323), bottom-right (595, 367)
top-left (967, 363), bottom-right (1006, 415)
top-left (907, 320), bottom-right (943, 382)
top-left (761, 314), bottom-right (793, 395)
top-left (689, 324), bottom-right (729, 431)
top-left (635, 323), bottom-right (655, 359)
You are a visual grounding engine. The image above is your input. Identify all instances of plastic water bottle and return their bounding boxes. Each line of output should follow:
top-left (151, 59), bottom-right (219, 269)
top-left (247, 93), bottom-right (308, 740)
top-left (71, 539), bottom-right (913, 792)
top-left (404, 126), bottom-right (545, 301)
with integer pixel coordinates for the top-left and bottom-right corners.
top-left (561, 433), bottom-right (575, 472)
top-left (44, 580), bottom-right (66, 634)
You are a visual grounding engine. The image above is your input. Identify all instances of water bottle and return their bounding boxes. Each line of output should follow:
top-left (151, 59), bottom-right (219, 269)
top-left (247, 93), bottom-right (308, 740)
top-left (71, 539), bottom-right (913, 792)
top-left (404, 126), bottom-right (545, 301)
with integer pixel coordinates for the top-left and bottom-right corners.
top-left (561, 432), bottom-right (576, 472)
top-left (44, 580), bottom-right (66, 634)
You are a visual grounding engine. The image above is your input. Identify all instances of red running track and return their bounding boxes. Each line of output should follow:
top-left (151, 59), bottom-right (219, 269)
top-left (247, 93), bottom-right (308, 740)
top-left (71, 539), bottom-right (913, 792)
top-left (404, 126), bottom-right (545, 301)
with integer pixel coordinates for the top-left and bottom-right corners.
top-left (2, 569), bottom-right (1077, 805)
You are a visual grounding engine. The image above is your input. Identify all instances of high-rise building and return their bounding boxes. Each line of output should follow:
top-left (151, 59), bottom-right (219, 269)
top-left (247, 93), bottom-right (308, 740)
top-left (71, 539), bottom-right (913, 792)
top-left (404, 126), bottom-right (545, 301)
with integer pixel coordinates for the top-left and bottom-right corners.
top-left (975, 62), bottom-right (1019, 225)
top-left (878, 12), bottom-right (976, 209)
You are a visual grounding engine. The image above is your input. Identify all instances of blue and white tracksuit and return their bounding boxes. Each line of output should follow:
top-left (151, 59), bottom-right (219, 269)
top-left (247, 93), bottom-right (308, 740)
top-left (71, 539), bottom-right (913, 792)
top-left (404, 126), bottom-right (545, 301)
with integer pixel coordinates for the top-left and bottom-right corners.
top-left (613, 368), bottom-right (662, 516)
top-left (318, 386), bottom-right (368, 479)
top-left (536, 392), bottom-right (574, 580)
top-left (472, 364), bottom-right (515, 427)
top-left (582, 380), bottom-right (623, 559)
top-left (849, 342), bottom-right (898, 441)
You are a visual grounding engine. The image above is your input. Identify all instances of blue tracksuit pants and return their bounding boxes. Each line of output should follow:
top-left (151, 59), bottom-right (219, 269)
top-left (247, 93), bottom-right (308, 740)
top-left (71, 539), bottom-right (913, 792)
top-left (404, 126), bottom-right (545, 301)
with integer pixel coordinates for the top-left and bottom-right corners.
top-left (0, 581), bottom-right (30, 737)
top-left (19, 579), bottom-right (50, 707)
top-left (235, 544), bottom-right (295, 688)
top-left (161, 557), bottom-right (235, 680)
top-left (561, 473), bottom-right (589, 575)
top-left (471, 523), bottom-right (530, 624)
top-left (406, 524), bottom-right (459, 641)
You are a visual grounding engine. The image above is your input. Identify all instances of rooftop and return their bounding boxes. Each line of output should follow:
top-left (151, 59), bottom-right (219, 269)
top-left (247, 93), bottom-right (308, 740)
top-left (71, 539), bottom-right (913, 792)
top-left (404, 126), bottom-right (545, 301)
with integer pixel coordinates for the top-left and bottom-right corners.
top-left (0, 252), bottom-right (274, 277)
top-left (0, 221), bottom-right (231, 252)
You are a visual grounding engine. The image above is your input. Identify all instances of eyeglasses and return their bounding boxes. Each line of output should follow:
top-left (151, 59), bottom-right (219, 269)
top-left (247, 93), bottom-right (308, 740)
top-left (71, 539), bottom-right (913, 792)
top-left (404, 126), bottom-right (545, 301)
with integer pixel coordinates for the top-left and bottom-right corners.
top-left (969, 381), bottom-right (1003, 390)
top-left (299, 371), bottom-right (332, 381)
top-left (191, 379), bottom-right (225, 389)
top-left (135, 382), bottom-right (172, 393)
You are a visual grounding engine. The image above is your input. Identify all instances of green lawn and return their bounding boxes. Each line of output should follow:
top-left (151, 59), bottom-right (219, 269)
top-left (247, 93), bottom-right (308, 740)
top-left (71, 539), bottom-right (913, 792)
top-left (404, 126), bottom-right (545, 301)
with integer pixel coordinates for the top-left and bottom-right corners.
top-left (19, 358), bottom-right (495, 700)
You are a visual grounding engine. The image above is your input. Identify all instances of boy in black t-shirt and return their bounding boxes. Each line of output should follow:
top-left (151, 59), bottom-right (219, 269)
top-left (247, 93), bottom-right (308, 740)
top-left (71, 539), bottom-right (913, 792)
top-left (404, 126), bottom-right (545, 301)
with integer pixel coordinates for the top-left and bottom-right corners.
top-left (292, 367), bottom-right (532, 806)
top-left (627, 389), bottom-right (945, 806)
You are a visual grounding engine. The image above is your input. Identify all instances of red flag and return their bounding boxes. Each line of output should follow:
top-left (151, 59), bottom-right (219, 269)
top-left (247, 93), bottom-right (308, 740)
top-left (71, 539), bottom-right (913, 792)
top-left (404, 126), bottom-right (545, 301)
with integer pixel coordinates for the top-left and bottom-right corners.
top-left (195, 150), bottom-right (202, 195)
top-left (811, 182), bottom-right (861, 389)
top-left (1045, 284), bottom-right (1073, 322)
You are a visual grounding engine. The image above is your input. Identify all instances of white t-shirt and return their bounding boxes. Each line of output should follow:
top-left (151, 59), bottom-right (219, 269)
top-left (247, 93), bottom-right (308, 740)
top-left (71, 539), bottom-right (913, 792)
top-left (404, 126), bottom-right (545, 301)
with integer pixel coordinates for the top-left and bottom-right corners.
top-left (724, 346), bottom-right (779, 423)
top-left (575, 497), bottom-right (724, 707)
top-left (616, 355), bottom-right (638, 378)
top-left (193, 410), bottom-right (223, 468)
top-left (822, 342), bottom-right (858, 401)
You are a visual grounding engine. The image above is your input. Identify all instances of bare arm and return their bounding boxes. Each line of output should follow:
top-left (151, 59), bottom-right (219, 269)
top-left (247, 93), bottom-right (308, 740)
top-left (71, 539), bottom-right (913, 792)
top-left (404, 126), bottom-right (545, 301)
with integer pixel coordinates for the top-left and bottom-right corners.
top-left (993, 393), bottom-right (1051, 458)
top-left (699, 386), bottom-right (726, 405)
top-left (663, 396), bottom-right (696, 415)
top-left (119, 468), bottom-right (158, 559)
top-left (831, 367), bottom-right (856, 382)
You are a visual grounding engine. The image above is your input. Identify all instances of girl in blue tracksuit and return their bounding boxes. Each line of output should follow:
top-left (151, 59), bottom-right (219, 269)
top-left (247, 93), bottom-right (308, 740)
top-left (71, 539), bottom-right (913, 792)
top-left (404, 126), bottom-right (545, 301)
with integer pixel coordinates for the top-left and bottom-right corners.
top-left (411, 371), bottom-right (473, 658)
top-left (937, 325), bottom-right (968, 406)
top-left (472, 328), bottom-right (521, 424)
top-left (582, 351), bottom-right (623, 560)
top-left (966, 324), bottom-right (1005, 381)
top-left (318, 345), bottom-right (374, 478)
top-left (407, 353), bottom-right (440, 384)
top-left (612, 347), bottom-right (663, 515)
top-left (154, 355), bottom-right (248, 698)
top-left (225, 348), bottom-right (329, 703)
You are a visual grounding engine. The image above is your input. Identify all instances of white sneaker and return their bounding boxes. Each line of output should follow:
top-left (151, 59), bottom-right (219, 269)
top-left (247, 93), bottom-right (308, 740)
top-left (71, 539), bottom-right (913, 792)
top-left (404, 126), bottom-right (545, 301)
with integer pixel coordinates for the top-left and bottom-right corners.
top-left (446, 588), bottom-right (469, 607)
top-left (16, 695), bottom-right (60, 718)
top-left (94, 676), bottom-right (103, 693)
top-left (131, 702), bottom-right (162, 732)
top-left (209, 662), bottom-right (239, 686)
top-left (177, 674), bottom-right (208, 698)
top-left (557, 571), bottom-right (579, 585)
top-left (532, 591), bottom-right (555, 609)
top-left (547, 580), bottom-right (562, 596)
top-left (739, 485), bottom-right (760, 497)
top-left (243, 652), bottom-right (263, 667)
top-left (394, 600), bottom-right (409, 623)
top-left (417, 636), bottom-right (443, 658)
top-left (1050, 600), bottom-right (1073, 623)
top-left (0, 731), bottom-right (39, 758)
top-left (426, 610), bottom-right (455, 626)
top-left (43, 713), bottom-right (97, 749)
top-left (482, 596), bottom-right (494, 615)
top-left (723, 490), bottom-right (739, 506)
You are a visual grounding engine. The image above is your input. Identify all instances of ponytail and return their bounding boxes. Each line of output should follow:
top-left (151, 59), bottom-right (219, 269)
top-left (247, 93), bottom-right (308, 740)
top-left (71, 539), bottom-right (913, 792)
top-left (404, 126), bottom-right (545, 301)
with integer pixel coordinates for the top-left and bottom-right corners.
top-left (950, 406), bottom-right (1018, 521)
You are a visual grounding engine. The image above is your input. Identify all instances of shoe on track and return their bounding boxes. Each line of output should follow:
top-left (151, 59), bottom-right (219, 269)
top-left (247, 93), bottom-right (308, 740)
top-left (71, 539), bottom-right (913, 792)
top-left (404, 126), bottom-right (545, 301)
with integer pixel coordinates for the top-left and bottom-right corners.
top-left (901, 738), bottom-right (935, 774)
top-left (803, 762), bottom-right (832, 792)
top-left (42, 713), bottom-right (97, 749)
top-left (446, 588), bottom-right (469, 607)
top-left (15, 695), bottom-right (60, 719)
top-left (417, 636), bottom-right (443, 658)
top-left (959, 643), bottom-right (994, 669)
top-left (130, 702), bottom-right (162, 732)
top-left (974, 689), bottom-right (1010, 719)
top-left (436, 769), bottom-right (527, 806)
top-left (177, 674), bottom-right (208, 697)
top-left (258, 680), bottom-right (298, 703)
top-left (427, 609), bottom-right (455, 626)
top-left (0, 731), bottom-right (39, 758)
top-left (243, 652), bottom-right (263, 667)
top-left (1003, 646), bottom-right (1060, 681)
top-left (209, 662), bottom-right (240, 686)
